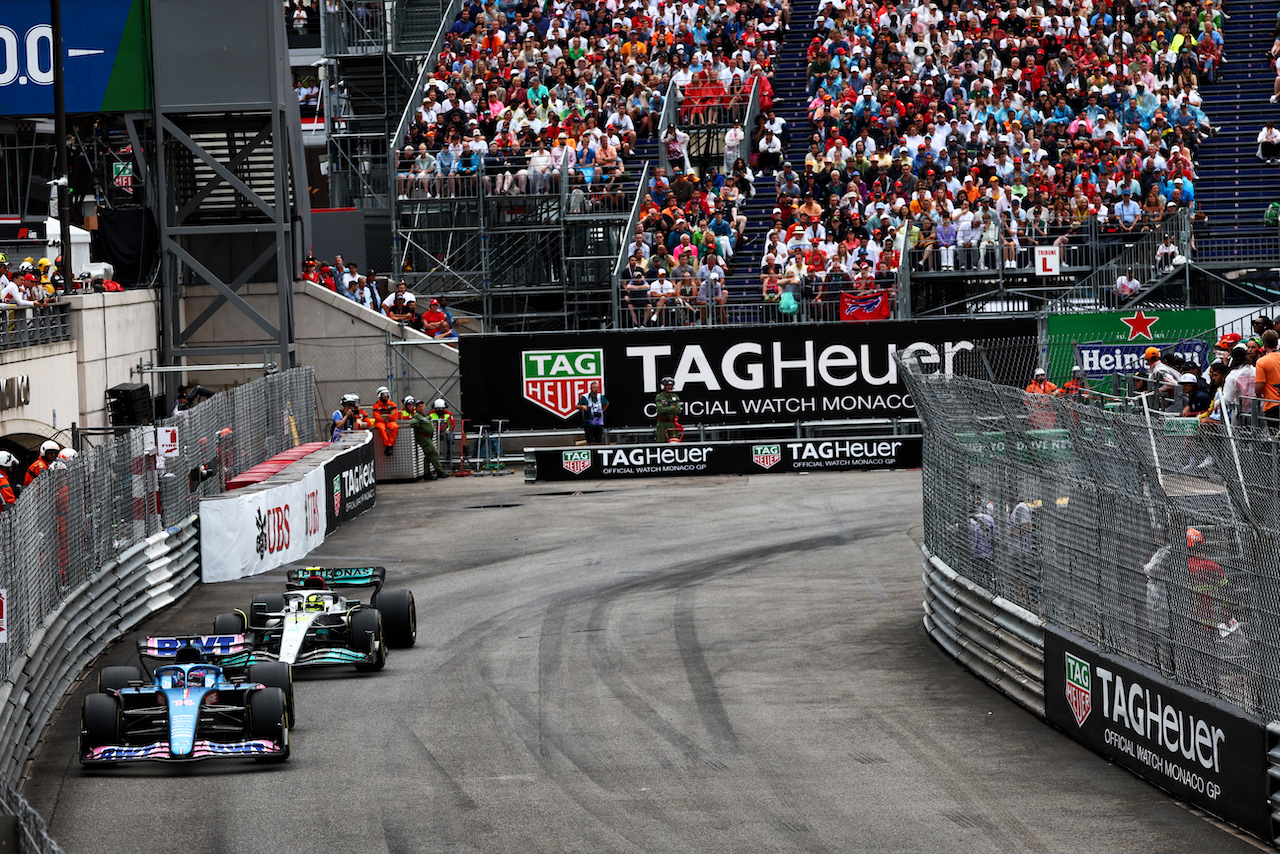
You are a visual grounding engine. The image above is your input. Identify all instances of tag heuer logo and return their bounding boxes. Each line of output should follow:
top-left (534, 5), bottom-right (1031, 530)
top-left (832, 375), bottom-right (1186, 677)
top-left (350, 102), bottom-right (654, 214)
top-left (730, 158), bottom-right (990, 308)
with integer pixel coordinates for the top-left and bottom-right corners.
top-left (562, 450), bottom-right (592, 475)
top-left (752, 444), bottom-right (782, 469)
top-left (1065, 652), bottom-right (1092, 727)
top-left (332, 475), bottom-right (342, 516)
top-left (523, 349), bottom-right (604, 419)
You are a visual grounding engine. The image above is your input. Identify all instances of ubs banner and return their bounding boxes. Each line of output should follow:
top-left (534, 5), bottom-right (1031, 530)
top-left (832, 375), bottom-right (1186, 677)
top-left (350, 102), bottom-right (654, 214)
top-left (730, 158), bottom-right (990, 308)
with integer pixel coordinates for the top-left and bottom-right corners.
top-left (1043, 627), bottom-right (1269, 837)
top-left (461, 319), bottom-right (1036, 430)
top-left (527, 436), bottom-right (922, 482)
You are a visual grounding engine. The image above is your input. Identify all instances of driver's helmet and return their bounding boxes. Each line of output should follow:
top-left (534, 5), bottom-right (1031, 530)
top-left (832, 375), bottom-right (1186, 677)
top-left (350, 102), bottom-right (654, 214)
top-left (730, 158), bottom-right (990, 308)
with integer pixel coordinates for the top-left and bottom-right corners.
top-left (304, 593), bottom-right (326, 612)
top-left (301, 574), bottom-right (328, 590)
top-left (168, 669), bottom-right (185, 688)
top-left (186, 668), bottom-right (206, 687)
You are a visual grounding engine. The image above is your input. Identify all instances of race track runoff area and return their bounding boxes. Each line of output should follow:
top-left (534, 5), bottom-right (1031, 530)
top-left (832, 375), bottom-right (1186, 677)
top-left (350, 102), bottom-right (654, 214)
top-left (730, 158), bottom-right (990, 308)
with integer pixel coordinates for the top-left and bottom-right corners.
top-left (24, 471), bottom-right (1262, 854)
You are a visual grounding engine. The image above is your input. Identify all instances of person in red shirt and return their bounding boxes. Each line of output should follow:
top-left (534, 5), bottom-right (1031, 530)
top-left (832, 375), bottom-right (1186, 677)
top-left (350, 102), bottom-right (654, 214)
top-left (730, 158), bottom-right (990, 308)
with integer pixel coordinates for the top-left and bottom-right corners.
top-left (370, 387), bottom-right (401, 455)
top-left (0, 450), bottom-right (17, 510)
top-left (420, 298), bottom-right (454, 338)
top-left (24, 441), bottom-right (60, 486)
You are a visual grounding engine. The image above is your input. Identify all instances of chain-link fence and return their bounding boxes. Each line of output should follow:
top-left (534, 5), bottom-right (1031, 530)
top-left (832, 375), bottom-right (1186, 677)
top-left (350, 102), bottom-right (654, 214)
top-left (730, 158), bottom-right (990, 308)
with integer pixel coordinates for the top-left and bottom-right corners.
top-left (901, 343), bottom-right (1280, 720)
top-left (0, 778), bottom-right (62, 854)
top-left (0, 367), bottom-right (317, 742)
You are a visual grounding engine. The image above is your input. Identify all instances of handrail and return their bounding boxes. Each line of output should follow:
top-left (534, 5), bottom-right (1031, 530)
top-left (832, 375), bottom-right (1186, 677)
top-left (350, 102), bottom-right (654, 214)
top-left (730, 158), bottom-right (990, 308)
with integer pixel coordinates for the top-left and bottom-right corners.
top-left (612, 161), bottom-right (650, 326)
top-left (388, 0), bottom-right (465, 192)
top-left (1048, 210), bottom-right (1190, 311)
top-left (656, 76), bottom-right (680, 175)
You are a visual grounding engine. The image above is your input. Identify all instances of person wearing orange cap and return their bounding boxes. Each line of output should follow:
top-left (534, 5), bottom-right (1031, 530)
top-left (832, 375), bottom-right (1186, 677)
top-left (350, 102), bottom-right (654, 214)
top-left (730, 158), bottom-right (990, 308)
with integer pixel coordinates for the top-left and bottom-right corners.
top-left (1141, 346), bottom-right (1179, 406)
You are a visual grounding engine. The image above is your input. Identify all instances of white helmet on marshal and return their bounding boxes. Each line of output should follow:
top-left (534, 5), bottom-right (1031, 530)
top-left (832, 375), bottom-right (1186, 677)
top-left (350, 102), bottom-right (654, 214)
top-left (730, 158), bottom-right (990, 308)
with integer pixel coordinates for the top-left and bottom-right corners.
top-left (433, 398), bottom-right (446, 409)
top-left (58, 448), bottom-right (79, 461)
top-left (376, 386), bottom-right (391, 398)
top-left (0, 450), bottom-right (16, 468)
top-left (40, 440), bottom-right (60, 456)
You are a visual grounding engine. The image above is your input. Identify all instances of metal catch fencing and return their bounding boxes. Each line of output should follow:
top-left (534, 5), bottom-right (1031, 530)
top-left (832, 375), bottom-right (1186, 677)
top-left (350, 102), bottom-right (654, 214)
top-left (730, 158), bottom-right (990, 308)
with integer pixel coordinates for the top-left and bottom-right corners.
top-left (0, 777), bottom-right (62, 854)
top-left (0, 368), bottom-right (317, 775)
top-left (900, 342), bottom-right (1280, 721)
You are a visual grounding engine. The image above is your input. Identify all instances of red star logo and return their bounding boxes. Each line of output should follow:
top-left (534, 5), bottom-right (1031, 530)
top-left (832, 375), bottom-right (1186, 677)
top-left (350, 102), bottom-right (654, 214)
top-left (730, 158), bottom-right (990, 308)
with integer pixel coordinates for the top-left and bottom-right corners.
top-left (1121, 310), bottom-right (1158, 340)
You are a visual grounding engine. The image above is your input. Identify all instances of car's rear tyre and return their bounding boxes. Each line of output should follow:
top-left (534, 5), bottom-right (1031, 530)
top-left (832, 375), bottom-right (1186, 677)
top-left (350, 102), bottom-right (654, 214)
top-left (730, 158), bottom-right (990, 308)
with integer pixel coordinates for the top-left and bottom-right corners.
top-left (247, 662), bottom-right (295, 728)
top-left (81, 692), bottom-right (121, 763)
top-left (248, 687), bottom-right (289, 762)
top-left (213, 611), bottom-right (247, 634)
top-left (98, 665), bottom-right (145, 693)
top-left (378, 589), bottom-right (417, 648)
top-left (351, 608), bottom-right (386, 672)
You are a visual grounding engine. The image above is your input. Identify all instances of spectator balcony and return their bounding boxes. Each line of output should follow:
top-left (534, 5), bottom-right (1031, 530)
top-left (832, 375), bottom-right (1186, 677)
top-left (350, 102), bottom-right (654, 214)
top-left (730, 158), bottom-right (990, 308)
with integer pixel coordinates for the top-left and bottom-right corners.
top-left (1, 304), bottom-right (72, 352)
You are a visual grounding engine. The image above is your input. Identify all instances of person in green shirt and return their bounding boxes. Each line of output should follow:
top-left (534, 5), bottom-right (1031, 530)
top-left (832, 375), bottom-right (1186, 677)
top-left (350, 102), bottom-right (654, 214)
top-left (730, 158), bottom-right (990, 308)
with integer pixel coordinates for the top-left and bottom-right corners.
top-left (654, 376), bottom-right (682, 442)
top-left (408, 398), bottom-right (449, 479)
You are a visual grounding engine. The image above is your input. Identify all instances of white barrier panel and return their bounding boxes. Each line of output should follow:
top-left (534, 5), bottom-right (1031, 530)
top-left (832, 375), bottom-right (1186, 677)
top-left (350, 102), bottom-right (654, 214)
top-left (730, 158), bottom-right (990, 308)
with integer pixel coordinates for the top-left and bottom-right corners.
top-left (200, 466), bottom-right (326, 583)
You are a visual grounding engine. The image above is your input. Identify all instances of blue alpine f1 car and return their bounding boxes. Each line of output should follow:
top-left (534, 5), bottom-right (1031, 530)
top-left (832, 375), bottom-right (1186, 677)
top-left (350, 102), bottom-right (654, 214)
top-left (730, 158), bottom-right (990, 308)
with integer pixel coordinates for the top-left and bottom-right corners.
top-left (79, 635), bottom-right (293, 766)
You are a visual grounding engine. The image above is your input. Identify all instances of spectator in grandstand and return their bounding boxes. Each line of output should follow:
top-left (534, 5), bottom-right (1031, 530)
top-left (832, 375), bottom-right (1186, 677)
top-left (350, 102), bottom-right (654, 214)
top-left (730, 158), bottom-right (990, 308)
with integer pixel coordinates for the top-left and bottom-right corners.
top-left (1259, 122), bottom-right (1280, 164)
top-left (1222, 344), bottom-right (1255, 425)
top-left (420, 298), bottom-right (455, 338)
top-left (1145, 346), bottom-right (1183, 410)
top-left (1115, 268), bottom-right (1141, 301)
top-left (1155, 234), bottom-right (1182, 272)
top-left (1255, 329), bottom-right (1280, 432)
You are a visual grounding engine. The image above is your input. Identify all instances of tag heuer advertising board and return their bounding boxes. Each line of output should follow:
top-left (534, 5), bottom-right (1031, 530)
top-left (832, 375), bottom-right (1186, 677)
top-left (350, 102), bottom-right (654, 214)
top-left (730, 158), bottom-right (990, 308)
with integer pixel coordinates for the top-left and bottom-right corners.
top-left (527, 436), bottom-right (922, 481)
top-left (1045, 310), bottom-right (1214, 386)
top-left (462, 319), bottom-right (1036, 430)
top-left (1043, 627), bottom-right (1268, 837)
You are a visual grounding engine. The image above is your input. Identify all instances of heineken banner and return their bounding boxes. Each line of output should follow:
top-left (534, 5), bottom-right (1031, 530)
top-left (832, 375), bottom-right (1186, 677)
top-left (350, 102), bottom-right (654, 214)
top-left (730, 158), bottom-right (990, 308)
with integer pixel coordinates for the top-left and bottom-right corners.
top-left (461, 318), bottom-right (1036, 430)
top-left (525, 435), bottom-right (922, 482)
top-left (1045, 310), bottom-right (1215, 386)
top-left (1043, 627), bottom-right (1269, 837)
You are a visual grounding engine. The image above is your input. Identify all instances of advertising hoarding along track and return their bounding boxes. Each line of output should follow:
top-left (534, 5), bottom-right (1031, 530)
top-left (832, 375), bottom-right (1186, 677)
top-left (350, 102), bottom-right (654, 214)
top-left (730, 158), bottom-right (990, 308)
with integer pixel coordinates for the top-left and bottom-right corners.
top-left (462, 319), bottom-right (1037, 431)
top-left (1043, 627), bottom-right (1269, 838)
top-left (526, 436), bottom-right (922, 481)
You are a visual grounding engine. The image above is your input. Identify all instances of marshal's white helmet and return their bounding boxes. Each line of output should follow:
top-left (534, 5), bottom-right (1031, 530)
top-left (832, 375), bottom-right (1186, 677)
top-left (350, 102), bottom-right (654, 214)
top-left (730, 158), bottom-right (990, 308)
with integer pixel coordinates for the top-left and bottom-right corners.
top-left (403, 396), bottom-right (417, 407)
top-left (58, 448), bottom-right (78, 461)
top-left (0, 451), bottom-right (16, 468)
top-left (340, 393), bottom-right (359, 406)
top-left (433, 398), bottom-right (446, 409)
top-left (377, 386), bottom-right (391, 398)
top-left (40, 440), bottom-right (60, 456)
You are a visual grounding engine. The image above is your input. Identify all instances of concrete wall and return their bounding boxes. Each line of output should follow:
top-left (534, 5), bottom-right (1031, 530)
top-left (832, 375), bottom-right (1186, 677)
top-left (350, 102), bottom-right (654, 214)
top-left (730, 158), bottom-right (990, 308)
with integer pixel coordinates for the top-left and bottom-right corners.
top-left (65, 290), bottom-right (160, 428)
top-left (0, 340), bottom-right (80, 443)
top-left (180, 280), bottom-right (460, 420)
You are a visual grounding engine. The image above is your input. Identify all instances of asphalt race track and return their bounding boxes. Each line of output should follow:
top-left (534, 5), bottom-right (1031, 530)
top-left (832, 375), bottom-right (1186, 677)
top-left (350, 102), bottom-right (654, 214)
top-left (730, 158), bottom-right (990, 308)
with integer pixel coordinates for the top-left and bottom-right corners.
top-left (23, 471), bottom-right (1265, 853)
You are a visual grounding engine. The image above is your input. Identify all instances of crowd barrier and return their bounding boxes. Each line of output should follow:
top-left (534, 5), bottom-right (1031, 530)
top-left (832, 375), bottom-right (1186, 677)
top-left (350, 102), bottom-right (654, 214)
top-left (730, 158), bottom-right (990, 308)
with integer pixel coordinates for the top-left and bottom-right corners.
top-left (899, 344), bottom-right (1280, 844)
top-left (0, 516), bottom-right (199, 783)
top-left (0, 368), bottom-right (318, 847)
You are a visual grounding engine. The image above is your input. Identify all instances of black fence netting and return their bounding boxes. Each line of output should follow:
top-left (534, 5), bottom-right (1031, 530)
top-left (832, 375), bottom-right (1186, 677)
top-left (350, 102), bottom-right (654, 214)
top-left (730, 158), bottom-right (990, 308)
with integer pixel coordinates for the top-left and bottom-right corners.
top-left (901, 342), bottom-right (1280, 720)
top-left (0, 368), bottom-right (318, 693)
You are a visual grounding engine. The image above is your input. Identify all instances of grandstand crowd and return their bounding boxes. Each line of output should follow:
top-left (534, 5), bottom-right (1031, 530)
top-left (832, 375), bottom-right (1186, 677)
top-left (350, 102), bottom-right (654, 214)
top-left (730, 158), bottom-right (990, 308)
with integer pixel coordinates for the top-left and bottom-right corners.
top-left (389, 0), bottom-right (1230, 323)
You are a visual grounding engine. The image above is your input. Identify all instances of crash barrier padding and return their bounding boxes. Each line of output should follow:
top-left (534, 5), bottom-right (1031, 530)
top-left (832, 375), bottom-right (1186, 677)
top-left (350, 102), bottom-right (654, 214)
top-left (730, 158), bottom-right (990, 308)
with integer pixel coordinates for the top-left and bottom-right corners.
top-left (921, 546), bottom-right (1046, 717)
top-left (923, 547), bottom-right (1275, 841)
top-left (0, 515), bottom-right (200, 784)
top-left (524, 435), bottom-right (923, 482)
top-left (225, 442), bottom-right (332, 490)
top-left (200, 432), bottom-right (376, 582)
